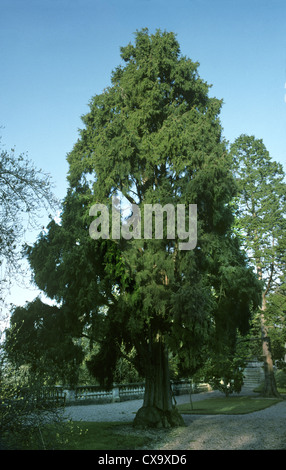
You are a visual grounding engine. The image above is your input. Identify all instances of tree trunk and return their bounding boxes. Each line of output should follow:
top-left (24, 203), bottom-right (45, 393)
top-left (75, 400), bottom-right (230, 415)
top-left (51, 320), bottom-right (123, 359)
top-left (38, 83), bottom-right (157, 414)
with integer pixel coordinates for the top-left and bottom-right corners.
top-left (255, 254), bottom-right (281, 398)
top-left (133, 338), bottom-right (185, 428)
top-left (260, 295), bottom-right (281, 398)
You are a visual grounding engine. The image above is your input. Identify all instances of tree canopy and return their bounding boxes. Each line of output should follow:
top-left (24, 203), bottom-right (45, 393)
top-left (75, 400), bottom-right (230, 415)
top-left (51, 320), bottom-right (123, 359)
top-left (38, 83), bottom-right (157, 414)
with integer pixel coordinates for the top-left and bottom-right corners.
top-left (230, 134), bottom-right (286, 397)
top-left (5, 29), bottom-right (261, 427)
top-left (0, 139), bottom-right (57, 302)
top-left (4, 298), bottom-right (83, 386)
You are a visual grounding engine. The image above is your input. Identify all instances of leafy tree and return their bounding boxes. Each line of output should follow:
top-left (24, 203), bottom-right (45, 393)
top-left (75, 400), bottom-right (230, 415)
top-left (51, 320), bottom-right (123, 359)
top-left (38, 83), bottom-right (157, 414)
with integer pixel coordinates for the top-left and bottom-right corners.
top-left (203, 352), bottom-right (245, 397)
top-left (0, 138), bottom-right (57, 303)
top-left (201, 329), bottom-right (253, 397)
top-left (4, 298), bottom-right (84, 386)
top-left (230, 134), bottom-right (286, 397)
top-left (0, 336), bottom-right (67, 450)
top-left (266, 289), bottom-right (286, 370)
top-left (20, 30), bottom-right (259, 427)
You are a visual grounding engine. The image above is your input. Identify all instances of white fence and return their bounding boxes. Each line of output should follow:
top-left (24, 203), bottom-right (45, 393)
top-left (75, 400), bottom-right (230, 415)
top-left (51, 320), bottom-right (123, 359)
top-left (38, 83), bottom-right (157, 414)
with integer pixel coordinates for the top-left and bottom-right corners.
top-left (48, 360), bottom-right (263, 405)
top-left (59, 361), bottom-right (264, 405)
top-left (61, 380), bottom-right (199, 405)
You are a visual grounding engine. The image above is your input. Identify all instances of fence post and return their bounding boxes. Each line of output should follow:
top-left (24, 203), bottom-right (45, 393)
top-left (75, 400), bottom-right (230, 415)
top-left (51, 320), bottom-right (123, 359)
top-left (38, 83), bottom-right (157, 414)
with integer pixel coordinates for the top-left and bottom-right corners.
top-left (112, 385), bottom-right (120, 403)
top-left (64, 388), bottom-right (75, 403)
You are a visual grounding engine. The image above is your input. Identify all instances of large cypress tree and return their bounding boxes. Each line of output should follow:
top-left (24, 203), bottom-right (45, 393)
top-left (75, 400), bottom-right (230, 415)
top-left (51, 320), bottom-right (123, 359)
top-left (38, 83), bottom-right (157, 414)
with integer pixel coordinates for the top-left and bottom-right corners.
top-left (24, 30), bottom-right (260, 427)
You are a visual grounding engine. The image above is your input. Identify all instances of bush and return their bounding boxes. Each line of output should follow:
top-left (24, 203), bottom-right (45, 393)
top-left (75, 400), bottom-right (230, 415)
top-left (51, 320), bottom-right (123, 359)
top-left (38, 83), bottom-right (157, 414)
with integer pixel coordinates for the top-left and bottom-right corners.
top-left (199, 354), bottom-right (245, 397)
top-left (275, 369), bottom-right (286, 390)
top-left (0, 364), bottom-right (67, 449)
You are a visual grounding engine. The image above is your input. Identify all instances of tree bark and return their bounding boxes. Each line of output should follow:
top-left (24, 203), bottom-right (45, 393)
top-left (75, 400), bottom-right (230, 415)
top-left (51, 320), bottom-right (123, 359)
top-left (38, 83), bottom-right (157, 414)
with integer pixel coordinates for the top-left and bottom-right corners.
top-left (255, 252), bottom-right (281, 398)
top-left (133, 338), bottom-right (185, 428)
top-left (260, 295), bottom-right (281, 398)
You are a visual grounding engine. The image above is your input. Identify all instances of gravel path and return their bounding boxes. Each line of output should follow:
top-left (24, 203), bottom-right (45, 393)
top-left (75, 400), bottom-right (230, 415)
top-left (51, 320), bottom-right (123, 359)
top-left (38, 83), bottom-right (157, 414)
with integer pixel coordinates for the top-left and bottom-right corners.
top-left (63, 389), bottom-right (248, 423)
top-left (63, 389), bottom-right (286, 450)
top-left (64, 397), bottom-right (144, 423)
top-left (159, 399), bottom-right (286, 450)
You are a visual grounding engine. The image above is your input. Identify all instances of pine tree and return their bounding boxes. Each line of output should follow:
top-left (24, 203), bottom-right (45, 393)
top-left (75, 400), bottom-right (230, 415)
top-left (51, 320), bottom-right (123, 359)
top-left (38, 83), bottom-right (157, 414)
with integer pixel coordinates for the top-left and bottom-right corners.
top-left (24, 30), bottom-right (260, 427)
top-left (230, 134), bottom-right (286, 397)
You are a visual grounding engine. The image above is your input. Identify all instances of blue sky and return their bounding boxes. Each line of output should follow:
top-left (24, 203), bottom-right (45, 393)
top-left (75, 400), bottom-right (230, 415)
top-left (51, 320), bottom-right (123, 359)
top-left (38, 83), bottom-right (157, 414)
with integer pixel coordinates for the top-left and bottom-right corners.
top-left (1, 0), bottom-right (286, 310)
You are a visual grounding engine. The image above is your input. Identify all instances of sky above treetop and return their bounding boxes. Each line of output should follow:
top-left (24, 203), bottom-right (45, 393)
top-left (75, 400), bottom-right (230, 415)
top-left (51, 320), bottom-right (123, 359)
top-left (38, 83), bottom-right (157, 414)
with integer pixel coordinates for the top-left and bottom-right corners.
top-left (1, 0), bottom-right (286, 310)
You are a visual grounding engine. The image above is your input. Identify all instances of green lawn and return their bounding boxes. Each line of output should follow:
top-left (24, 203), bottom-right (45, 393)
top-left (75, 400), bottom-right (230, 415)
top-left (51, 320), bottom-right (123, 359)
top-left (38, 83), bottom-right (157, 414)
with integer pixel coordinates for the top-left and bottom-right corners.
top-left (177, 396), bottom-right (281, 415)
top-left (62, 421), bottom-right (153, 450)
top-left (24, 421), bottom-right (153, 450)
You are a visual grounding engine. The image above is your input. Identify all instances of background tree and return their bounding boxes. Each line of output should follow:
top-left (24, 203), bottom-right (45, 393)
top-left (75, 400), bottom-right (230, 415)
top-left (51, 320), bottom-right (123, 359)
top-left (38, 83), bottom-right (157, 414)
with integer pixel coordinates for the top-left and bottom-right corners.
top-left (4, 297), bottom-right (141, 386)
top-left (13, 30), bottom-right (260, 427)
top-left (266, 288), bottom-right (286, 370)
top-left (0, 327), bottom-right (68, 450)
top-left (0, 137), bottom-right (57, 306)
top-left (230, 134), bottom-right (286, 397)
top-left (4, 298), bottom-right (84, 386)
top-left (202, 352), bottom-right (245, 397)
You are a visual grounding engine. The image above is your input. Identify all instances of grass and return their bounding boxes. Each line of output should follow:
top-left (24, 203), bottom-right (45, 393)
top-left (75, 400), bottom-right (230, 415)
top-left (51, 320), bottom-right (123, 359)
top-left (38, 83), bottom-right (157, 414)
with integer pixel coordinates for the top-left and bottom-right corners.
top-left (21, 421), bottom-right (153, 450)
top-left (177, 396), bottom-right (281, 415)
top-left (254, 385), bottom-right (286, 395)
top-left (61, 421), bottom-right (153, 450)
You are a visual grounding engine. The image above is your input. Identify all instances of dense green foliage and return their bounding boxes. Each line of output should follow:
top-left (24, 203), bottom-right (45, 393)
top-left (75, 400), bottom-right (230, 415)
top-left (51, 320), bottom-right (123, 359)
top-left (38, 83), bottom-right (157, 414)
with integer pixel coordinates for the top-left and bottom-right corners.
top-left (0, 358), bottom-right (66, 450)
top-left (230, 134), bottom-right (286, 289)
top-left (230, 135), bottom-right (286, 395)
top-left (4, 298), bottom-right (84, 385)
top-left (4, 31), bottom-right (261, 423)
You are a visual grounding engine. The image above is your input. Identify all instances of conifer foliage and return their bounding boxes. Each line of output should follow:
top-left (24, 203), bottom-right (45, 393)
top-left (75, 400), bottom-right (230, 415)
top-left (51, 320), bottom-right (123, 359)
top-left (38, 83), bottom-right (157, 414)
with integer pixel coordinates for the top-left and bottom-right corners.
top-left (230, 134), bottom-right (286, 397)
top-left (15, 30), bottom-right (260, 427)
